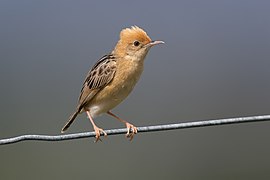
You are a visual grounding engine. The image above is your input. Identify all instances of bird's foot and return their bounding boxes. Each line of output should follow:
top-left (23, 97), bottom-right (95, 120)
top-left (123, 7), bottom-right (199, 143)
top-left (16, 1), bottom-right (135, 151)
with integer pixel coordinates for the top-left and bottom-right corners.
top-left (93, 126), bottom-right (107, 143)
top-left (125, 123), bottom-right (138, 141)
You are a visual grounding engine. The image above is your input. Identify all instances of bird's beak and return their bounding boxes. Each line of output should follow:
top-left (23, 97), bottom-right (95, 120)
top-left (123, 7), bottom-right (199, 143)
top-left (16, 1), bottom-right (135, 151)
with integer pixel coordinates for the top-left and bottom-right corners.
top-left (145, 40), bottom-right (165, 48)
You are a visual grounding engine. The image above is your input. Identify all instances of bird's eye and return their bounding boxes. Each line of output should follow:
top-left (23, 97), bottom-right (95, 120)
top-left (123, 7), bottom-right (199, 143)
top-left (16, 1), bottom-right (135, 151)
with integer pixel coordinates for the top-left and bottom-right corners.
top-left (133, 40), bottom-right (140, 47)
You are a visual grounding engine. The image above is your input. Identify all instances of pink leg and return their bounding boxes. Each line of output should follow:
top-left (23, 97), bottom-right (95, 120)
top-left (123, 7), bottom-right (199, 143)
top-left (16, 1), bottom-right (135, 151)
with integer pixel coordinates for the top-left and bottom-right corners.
top-left (86, 111), bottom-right (107, 142)
top-left (107, 111), bottom-right (138, 141)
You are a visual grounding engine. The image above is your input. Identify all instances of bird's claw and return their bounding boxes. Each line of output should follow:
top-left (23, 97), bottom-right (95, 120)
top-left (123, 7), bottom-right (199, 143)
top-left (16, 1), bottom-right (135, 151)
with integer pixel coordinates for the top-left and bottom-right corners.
top-left (93, 126), bottom-right (107, 143)
top-left (125, 123), bottom-right (138, 141)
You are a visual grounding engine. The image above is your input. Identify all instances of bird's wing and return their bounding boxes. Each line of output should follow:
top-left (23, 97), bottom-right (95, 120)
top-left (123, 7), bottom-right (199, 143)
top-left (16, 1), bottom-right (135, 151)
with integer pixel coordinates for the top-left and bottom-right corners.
top-left (77, 54), bottom-right (117, 109)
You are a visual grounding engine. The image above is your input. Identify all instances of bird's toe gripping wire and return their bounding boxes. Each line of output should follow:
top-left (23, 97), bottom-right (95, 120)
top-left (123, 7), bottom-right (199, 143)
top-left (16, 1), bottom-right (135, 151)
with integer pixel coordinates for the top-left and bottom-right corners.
top-left (125, 122), bottom-right (138, 141)
top-left (93, 125), bottom-right (107, 143)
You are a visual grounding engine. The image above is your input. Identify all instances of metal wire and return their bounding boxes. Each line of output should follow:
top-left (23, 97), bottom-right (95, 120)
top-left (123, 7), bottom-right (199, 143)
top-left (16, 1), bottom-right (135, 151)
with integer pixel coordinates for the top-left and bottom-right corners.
top-left (1, 114), bottom-right (270, 145)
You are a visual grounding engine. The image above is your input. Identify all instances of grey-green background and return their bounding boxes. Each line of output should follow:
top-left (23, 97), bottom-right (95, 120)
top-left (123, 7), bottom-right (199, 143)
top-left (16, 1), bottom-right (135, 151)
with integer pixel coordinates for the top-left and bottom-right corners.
top-left (1, 0), bottom-right (270, 179)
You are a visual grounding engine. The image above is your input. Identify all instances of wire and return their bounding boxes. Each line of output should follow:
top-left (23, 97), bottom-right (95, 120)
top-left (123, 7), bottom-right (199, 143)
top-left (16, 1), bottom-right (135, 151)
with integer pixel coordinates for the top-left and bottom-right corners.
top-left (1, 114), bottom-right (270, 145)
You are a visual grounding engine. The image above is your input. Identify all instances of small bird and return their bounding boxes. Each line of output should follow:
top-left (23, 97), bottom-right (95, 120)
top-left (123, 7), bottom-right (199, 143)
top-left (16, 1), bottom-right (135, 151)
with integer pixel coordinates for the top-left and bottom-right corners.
top-left (61, 26), bottom-right (164, 142)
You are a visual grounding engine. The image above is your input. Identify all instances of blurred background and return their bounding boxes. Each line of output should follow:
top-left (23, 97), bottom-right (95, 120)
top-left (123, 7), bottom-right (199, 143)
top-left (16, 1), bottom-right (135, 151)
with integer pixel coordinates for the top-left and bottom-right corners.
top-left (1, 0), bottom-right (270, 179)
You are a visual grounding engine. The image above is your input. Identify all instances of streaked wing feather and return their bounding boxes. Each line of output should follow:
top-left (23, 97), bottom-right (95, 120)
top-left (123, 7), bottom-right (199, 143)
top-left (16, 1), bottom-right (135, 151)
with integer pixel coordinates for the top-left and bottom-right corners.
top-left (78, 54), bottom-right (116, 108)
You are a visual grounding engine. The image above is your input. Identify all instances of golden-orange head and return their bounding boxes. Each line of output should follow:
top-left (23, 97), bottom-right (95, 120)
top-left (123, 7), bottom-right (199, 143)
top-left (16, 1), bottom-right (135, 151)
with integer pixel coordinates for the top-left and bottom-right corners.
top-left (113, 26), bottom-right (164, 58)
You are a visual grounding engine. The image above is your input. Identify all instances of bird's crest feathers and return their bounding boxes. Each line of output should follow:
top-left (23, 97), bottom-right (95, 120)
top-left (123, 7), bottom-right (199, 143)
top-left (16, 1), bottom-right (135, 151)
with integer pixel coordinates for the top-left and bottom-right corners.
top-left (119, 26), bottom-right (151, 44)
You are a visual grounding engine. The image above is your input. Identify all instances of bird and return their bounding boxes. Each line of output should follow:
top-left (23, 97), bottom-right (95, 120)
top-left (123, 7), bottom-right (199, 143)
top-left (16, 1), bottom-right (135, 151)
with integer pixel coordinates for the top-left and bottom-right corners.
top-left (61, 26), bottom-right (164, 142)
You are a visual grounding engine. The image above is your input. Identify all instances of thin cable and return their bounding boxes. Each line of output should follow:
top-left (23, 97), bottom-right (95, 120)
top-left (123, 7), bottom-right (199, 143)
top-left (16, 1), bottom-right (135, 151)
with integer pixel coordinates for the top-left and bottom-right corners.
top-left (1, 114), bottom-right (270, 145)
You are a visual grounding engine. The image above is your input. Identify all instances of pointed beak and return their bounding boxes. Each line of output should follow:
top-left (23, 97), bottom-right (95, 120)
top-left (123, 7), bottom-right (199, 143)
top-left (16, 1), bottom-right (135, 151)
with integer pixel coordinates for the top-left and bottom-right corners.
top-left (145, 40), bottom-right (165, 48)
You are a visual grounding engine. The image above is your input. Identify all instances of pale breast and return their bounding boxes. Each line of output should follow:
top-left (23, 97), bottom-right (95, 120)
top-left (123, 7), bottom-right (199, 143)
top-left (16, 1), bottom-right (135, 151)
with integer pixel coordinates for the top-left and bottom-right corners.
top-left (86, 59), bottom-right (144, 117)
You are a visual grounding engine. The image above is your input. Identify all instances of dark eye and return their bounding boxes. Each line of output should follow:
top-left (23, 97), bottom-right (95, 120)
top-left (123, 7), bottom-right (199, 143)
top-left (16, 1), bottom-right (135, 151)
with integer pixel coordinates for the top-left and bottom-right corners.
top-left (133, 40), bottom-right (140, 47)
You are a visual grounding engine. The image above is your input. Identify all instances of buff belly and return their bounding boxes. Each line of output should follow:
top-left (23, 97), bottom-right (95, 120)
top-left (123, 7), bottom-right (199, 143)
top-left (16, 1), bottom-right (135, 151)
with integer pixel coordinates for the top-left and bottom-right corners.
top-left (85, 60), bottom-right (143, 118)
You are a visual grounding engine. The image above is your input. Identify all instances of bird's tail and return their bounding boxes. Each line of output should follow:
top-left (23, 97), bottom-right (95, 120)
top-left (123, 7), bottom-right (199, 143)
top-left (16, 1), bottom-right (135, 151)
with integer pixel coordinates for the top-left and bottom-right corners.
top-left (61, 109), bottom-right (80, 133)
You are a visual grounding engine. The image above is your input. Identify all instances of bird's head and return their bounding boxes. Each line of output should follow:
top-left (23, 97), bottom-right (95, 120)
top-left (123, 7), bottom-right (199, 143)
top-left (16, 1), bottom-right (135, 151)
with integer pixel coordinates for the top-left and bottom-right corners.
top-left (113, 26), bottom-right (164, 60)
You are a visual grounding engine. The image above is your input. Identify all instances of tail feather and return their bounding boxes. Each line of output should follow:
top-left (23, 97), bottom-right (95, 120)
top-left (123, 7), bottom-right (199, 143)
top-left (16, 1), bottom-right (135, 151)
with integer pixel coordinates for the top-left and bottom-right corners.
top-left (61, 110), bottom-right (80, 133)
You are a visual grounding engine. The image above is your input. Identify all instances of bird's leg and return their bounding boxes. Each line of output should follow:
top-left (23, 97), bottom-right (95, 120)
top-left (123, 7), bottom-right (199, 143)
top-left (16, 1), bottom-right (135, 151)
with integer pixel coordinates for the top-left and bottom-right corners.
top-left (86, 111), bottom-right (107, 142)
top-left (107, 111), bottom-right (138, 141)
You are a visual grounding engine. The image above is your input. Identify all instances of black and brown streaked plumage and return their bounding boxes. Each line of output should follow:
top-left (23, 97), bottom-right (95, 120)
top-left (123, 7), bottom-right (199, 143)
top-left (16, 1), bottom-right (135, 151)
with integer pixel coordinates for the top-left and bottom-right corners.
top-left (61, 26), bottom-right (164, 142)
